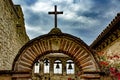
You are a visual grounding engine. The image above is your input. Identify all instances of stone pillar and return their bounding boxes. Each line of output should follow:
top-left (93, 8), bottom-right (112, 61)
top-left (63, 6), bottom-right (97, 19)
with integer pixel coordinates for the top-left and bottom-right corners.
top-left (62, 59), bottom-right (66, 76)
top-left (50, 59), bottom-right (54, 76)
top-left (39, 60), bottom-right (44, 76)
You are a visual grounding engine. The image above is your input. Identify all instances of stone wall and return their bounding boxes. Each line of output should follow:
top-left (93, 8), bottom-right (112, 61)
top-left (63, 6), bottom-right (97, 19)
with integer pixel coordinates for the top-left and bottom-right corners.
top-left (102, 37), bottom-right (120, 54)
top-left (0, 0), bottom-right (29, 70)
top-left (101, 37), bottom-right (120, 69)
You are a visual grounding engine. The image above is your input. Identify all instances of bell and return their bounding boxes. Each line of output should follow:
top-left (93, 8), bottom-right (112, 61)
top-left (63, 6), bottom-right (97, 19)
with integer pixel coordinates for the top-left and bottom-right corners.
top-left (68, 63), bottom-right (72, 69)
top-left (45, 59), bottom-right (49, 66)
top-left (36, 61), bottom-right (39, 66)
top-left (56, 63), bottom-right (60, 69)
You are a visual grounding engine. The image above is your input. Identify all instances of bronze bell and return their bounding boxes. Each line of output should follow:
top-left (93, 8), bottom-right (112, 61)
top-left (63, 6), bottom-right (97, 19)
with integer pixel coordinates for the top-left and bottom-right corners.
top-left (68, 63), bottom-right (72, 69)
top-left (36, 61), bottom-right (39, 66)
top-left (56, 62), bottom-right (60, 69)
top-left (45, 59), bottom-right (49, 66)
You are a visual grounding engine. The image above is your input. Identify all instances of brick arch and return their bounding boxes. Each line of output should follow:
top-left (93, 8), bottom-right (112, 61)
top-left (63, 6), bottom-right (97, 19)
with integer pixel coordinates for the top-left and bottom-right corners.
top-left (12, 33), bottom-right (99, 74)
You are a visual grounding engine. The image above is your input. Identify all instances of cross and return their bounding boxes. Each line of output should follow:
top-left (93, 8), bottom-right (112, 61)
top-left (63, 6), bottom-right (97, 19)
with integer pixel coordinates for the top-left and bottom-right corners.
top-left (48, 5), bottom-right (63, 28)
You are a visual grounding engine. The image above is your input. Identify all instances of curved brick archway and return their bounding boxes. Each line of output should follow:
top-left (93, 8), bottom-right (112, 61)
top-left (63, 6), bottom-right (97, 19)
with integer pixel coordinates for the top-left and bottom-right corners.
top-left (12, 31), bottom-right (100, 79)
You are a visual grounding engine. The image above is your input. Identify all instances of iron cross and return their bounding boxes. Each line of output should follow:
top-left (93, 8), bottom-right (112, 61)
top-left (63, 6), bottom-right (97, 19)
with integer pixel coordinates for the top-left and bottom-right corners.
top-left (48, 5), bottom-right (63, 28)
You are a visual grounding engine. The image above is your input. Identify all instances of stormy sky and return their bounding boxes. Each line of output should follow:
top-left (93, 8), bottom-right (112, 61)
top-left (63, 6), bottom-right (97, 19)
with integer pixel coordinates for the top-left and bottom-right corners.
top-left (13, 0), bottom-right (120, 45)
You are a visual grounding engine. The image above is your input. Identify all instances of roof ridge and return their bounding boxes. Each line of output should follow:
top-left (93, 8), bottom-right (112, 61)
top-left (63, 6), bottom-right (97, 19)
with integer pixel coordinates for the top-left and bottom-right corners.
top-left (90, 13), bottom-right (120, 47)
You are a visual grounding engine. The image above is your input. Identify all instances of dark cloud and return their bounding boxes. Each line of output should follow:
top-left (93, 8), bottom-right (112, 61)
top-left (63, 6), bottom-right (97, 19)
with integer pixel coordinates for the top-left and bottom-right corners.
top-left (26, 12), bottom-right (52, 27)
top-left (73, 0), bottom-right (80, 3)
top-left (24, 0), bottom-right (37, 5)
top-left (13, 0), bottom-right (37, 6)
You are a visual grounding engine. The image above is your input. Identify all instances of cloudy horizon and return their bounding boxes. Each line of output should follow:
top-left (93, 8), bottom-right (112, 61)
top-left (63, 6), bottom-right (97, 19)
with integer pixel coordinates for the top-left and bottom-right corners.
top-left (13, 0), bottom-right (120, 45)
